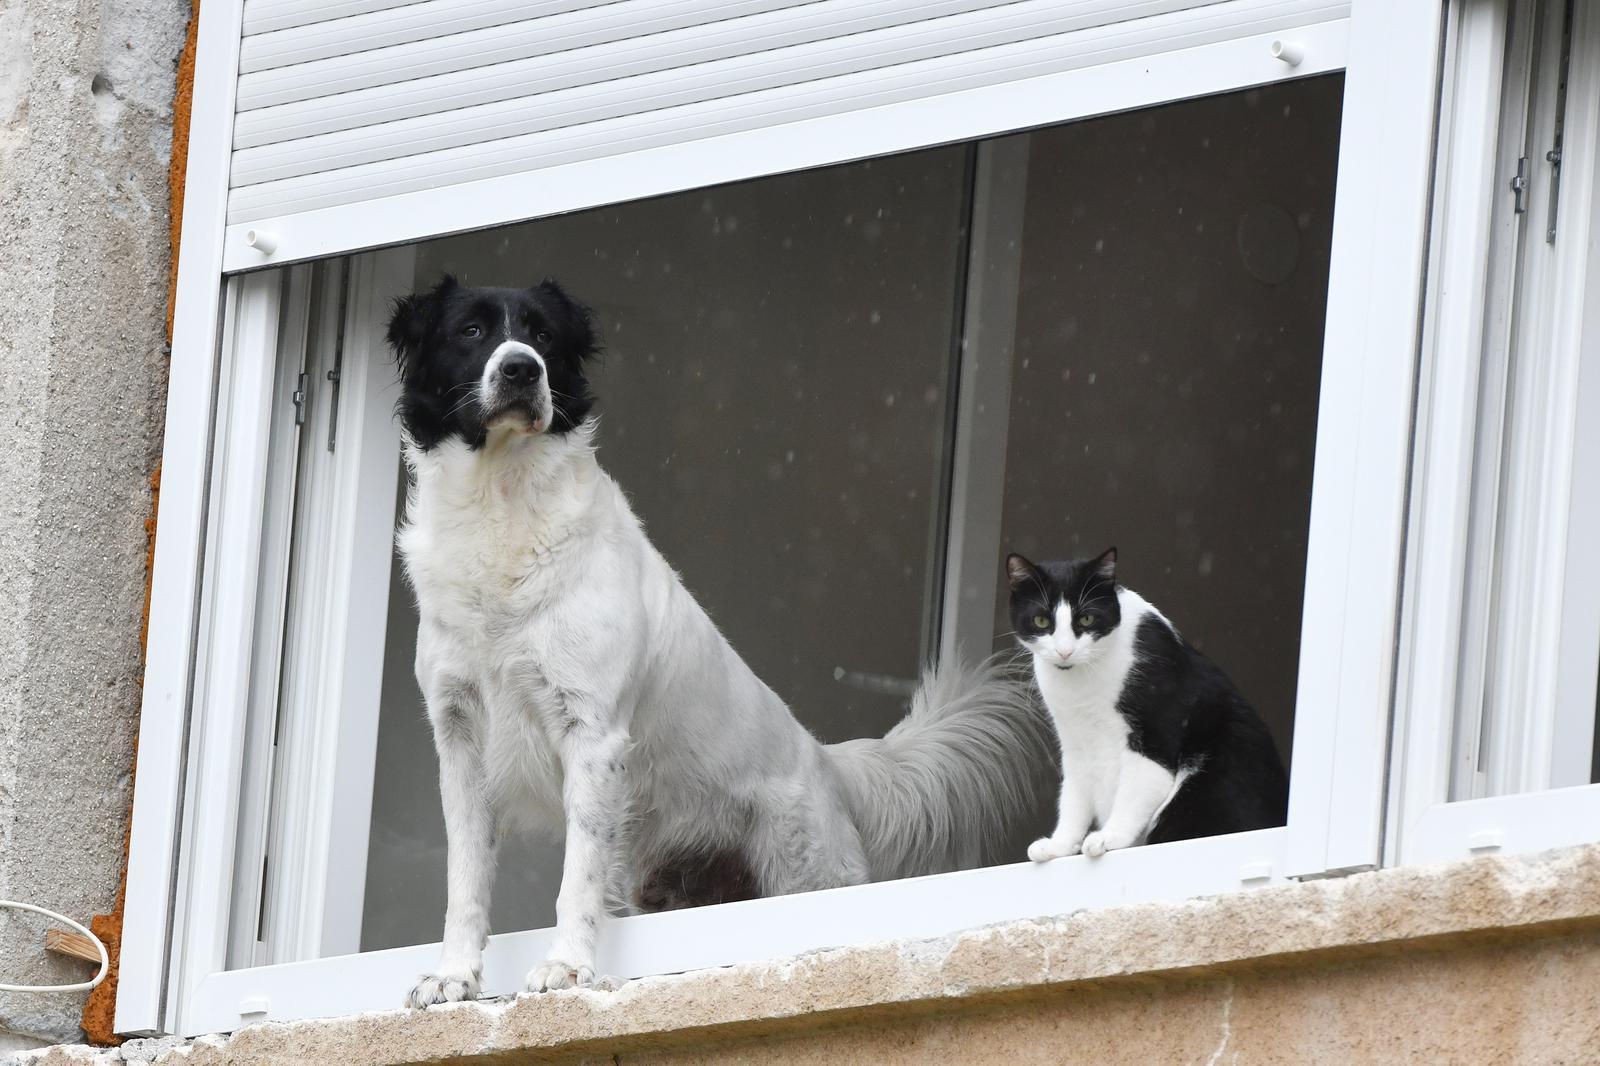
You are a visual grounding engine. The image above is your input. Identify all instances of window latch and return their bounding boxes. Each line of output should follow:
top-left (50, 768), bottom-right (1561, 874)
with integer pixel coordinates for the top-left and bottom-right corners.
top-left (325, 367), bottom-right (342, 451)
top-left (1544, 0), bottom-right (1574, 243)
top-left (292, 371), bottom-right (309, 426)
top-left (1510, 156), bottom-right (1530, 215)
top-left (325, 260), bottom-right (350, 452)
top-left (1545, 146), bottom-right (1563, 241)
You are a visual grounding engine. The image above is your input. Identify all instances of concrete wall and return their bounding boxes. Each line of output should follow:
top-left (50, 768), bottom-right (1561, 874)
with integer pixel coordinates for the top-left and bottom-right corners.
top-left (0, 0), bottom-right (187, 1049)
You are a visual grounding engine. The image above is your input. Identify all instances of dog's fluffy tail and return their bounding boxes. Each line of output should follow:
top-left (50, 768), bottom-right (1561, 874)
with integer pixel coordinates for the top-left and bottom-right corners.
top-left (824, 655), bottom-right (1055, 880)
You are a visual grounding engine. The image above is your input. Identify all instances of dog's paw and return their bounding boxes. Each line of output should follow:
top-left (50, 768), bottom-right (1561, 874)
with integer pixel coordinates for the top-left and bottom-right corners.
top-left (525, 958), bottom-right (595, 993)
top-left (406, 969), bottom-right (480, 1008)
top-left (1081, 830), bottom-right (1134, 858)
top-left (1028, 836), bottom-right (1082, 862)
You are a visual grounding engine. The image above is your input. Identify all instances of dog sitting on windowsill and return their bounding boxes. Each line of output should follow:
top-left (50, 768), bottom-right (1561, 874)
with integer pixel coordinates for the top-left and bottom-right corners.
top-left (386, 275), bottom-right (1051, 1006)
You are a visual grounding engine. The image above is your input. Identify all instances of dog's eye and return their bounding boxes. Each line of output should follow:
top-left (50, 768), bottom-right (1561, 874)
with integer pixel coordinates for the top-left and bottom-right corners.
top-left (462, 324), bottom-right (482, 339)
top-left (535, 330), bottom-right (551, 345)
top-left (1032, 614), bottom-right (1051, 630)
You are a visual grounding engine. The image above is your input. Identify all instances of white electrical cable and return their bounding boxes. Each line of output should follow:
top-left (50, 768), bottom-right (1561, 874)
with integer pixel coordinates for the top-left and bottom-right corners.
top-left (0, 901), bottom-right (109, 993)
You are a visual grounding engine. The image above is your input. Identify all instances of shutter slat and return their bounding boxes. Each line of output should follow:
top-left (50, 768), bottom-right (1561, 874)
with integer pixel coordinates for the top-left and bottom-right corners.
top-left (240, 0), bottom-right (619, 74)
top-left (236, 0), bottom-right (813, 108)
top-left (227, 0), bottom-right (1348, 223)
top-left (242, 0), bottom-right (602, 37)
top-left (234, 0), bottom-right (1032, 150)
top-left (232, 0), bottom-right (1202, 185)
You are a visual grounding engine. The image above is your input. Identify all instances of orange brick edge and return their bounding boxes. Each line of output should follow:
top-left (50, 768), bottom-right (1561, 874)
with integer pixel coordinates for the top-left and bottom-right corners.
top-left (80, 0), bottom-right (198, 1043)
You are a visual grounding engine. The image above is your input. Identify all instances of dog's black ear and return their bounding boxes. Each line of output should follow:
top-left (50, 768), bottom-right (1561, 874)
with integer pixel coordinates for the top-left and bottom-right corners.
top-left (533, 277), bottom-right (600, 360)
top-left (387, 274), bottom-right (458, 377)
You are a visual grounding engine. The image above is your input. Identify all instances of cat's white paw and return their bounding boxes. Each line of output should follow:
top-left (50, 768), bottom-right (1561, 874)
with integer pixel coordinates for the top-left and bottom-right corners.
top-left (1081, 831), bottom-right (1136, 858)
top-left (406, 968), bottom-right (480, 1008)
top-left (525, 958), bottom-right (595, 993)
top-left (1028, 836), bottom-right (1082, 862)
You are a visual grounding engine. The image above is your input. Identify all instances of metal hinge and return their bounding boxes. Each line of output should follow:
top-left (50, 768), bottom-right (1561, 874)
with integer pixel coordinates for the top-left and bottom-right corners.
top-left (1511, 155), bottom-right (1530, 215)
top-left (1544, 0), bottom-right (1575, 243)
top-left (291, 371), bottom-right (309, 425)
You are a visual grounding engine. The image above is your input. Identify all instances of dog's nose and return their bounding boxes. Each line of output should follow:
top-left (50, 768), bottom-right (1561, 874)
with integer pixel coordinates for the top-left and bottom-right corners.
top-left (498, 352), bottom-right (542, 385)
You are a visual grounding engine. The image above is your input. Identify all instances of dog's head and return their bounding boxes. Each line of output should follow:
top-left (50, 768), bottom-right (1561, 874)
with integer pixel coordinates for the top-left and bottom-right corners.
top-left (386, 275), bottom-right (600, 451)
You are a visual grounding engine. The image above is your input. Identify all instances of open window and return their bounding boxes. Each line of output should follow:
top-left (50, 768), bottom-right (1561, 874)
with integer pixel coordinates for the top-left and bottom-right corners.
top-left (121, 1), bottom-right (1447, 1038)
top-left (1395, 0), bottom-right (1600, 864)
top-left (251, 74), bottom-right (1346, 969)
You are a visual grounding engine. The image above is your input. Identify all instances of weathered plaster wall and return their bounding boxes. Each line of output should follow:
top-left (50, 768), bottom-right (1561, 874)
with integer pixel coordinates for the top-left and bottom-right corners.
top-left (0, 0), bottom-right (187, 1049)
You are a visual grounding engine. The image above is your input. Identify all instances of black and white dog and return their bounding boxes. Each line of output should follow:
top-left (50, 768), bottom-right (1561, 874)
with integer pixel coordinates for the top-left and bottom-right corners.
top-left (388, 276), bottom-right (1051, 1006)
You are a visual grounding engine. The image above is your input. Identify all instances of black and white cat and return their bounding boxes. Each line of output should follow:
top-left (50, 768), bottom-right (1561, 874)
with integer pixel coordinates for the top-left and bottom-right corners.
top-left (1006, 548), bottom-right (1288, 861)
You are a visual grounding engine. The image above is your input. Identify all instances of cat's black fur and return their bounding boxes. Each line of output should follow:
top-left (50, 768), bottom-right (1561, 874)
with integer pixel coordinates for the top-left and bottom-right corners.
top-left (1007, 550), bottom-right (1289, 844)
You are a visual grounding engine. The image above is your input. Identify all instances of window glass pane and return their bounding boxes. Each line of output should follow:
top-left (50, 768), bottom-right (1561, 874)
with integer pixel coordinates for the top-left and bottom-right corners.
top-left (361, 149), bottom-right (971, 951)
top-left (990, 75), bottom-right (1345, 767)
top-left (243, 75), bottom-right (1346, 965)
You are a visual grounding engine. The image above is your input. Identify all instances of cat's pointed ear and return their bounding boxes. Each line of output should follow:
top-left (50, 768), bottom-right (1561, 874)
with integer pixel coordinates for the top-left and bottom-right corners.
top-left (1005, 553), bottom-right (1039, 591)
top-left (1093, 547), bottom-right (1118, 581)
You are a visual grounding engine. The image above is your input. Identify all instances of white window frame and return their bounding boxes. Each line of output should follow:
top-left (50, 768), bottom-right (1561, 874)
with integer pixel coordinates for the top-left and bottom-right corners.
top-left (118, 0), bottom-right (1445, 1038)
top-left (1393, 0), bottom-right (1600, 868)
top-left (226, 250), bottom-right (417, 972)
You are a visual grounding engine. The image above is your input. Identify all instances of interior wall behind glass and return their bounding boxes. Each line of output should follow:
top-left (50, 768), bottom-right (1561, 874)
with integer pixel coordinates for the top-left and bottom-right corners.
top-left (993, 74), bottom-right (1345, 763)
top-left (362, 148), bottom-right (970, 950)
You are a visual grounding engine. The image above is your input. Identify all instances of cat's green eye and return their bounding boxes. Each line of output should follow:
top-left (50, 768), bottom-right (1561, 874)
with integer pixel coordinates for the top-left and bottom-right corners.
top-left (1031, 614), bottom-right (1051, 630)
top-left (1078, 614), bottom-right (1094, 629)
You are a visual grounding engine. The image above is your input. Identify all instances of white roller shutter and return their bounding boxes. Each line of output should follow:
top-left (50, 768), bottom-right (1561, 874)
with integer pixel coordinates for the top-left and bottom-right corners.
top-left (222, 0), bottom-right (1350, 263)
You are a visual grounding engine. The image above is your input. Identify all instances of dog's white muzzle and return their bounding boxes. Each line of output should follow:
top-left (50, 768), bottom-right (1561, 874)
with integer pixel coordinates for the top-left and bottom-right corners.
top-left (481, 340), bottom-right (554, 433)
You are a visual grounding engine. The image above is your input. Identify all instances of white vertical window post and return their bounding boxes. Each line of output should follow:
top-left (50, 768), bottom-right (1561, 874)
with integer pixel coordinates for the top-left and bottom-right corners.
top-left (1281, 0), bottom-right (1447, 880)
top-left (259, 248), bottom-right (413, 965)
top-left (228, 263), bottom-right (316, 970)
top-left (1396, 0), bottom-right (1600, 866)
top-left (938, 136), bottom-right (1029, 665)
top-left (165, 270), bottom-right (290, 1034)
top-left (1390, 0), bottom-right (1524, 864)
top-left (117, 0), bottom-right (248, 1036)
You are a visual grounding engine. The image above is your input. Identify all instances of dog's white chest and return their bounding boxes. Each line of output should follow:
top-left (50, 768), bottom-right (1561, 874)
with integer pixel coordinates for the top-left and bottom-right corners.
top-left (400, 436), bottom-right (611, 826)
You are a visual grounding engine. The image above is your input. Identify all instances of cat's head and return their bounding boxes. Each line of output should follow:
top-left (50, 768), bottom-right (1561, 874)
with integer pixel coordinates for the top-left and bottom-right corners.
top-left (385, 274), bottom-right (600, 451)
top-left (1005, 548), bottom-right (1121, 671)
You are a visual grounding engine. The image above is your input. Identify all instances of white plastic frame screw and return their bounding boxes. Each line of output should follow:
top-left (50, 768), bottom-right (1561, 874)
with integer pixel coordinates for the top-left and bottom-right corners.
top-left (244, 229), bottom-right (278, 255)
top-left (1271, 39), bottom-right (1305, 68)
top-left (1467, 829), bottom-right (1504, 853)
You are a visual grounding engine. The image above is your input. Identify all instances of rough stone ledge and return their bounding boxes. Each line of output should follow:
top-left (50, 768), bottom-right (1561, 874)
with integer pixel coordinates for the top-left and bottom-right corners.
top-left (14, 842), bottom-right (1600, 1066)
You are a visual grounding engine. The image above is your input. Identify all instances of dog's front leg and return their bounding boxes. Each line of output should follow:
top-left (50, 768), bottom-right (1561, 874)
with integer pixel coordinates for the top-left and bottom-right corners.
top-left (407, 691), bottom-right (497, 1008)
top-left (525, 720), bottom-right (628, 992)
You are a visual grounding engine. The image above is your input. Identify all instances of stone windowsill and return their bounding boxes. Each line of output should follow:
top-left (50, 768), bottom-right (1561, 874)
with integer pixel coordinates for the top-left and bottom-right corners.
top-left (17, 843), bottom-right (1600, 1065)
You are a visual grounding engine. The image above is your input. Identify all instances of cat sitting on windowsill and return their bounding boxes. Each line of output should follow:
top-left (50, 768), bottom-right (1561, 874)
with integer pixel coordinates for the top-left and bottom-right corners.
top-left (1006, 548), bottom-right (1288, 861)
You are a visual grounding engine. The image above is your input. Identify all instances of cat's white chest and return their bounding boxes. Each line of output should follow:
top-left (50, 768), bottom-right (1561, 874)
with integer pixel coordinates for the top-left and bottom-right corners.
top-left (1035, 662), bottom-right (1131, 820)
